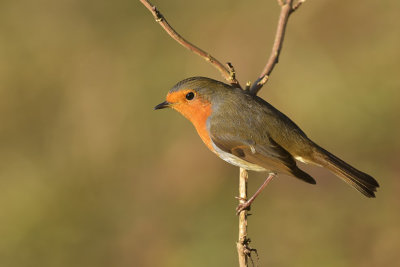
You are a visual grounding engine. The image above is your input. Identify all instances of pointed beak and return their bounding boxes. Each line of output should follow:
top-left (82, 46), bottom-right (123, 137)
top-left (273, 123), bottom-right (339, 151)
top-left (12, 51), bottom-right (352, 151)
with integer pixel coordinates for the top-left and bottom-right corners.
top-left (154, 101), bottom-right (171, 110)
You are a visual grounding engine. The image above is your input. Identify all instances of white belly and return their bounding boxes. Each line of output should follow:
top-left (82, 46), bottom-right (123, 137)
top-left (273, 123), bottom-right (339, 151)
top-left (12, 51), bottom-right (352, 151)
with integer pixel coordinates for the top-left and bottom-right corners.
top-left (211, 142), bottom-right (267, 172)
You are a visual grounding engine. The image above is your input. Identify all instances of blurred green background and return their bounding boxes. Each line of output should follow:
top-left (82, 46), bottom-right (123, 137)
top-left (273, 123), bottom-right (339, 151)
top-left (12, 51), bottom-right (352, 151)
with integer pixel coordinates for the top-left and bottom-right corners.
top-left (1, 0), bottom-right (399, 266)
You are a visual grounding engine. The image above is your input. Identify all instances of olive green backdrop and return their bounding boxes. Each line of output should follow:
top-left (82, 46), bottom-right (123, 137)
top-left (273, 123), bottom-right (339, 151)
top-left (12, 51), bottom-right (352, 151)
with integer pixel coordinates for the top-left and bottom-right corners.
top-left (1, 0), bottom-right (399, 266)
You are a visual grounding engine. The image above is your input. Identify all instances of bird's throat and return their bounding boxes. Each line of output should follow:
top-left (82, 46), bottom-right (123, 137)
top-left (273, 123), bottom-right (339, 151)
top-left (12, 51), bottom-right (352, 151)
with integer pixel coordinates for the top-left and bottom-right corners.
top-left (173, 102), bottom-right (214, 151)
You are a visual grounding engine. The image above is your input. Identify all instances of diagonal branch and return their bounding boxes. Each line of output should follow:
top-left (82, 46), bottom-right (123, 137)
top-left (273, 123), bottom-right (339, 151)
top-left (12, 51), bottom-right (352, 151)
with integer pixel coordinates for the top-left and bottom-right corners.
top-left (140, 0), bottom-right (241, 88)
top-left (249, 0), bottom-right (305, 95)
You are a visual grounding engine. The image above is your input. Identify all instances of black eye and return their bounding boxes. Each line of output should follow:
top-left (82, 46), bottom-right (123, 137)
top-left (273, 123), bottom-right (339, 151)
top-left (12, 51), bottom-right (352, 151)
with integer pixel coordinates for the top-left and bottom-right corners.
top-left (185, 92), bottom-right (195, 100)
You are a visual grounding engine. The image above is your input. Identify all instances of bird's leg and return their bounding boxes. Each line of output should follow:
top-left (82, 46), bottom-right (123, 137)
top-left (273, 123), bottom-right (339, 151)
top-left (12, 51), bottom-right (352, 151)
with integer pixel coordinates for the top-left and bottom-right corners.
top-left (236, 172), bottom-right (276, 215)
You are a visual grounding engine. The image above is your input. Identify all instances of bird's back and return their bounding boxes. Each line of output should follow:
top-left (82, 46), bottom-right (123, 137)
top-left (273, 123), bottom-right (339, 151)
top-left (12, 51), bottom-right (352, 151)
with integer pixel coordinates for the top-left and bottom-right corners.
top-left (208, 86), bottom-right (315, 159)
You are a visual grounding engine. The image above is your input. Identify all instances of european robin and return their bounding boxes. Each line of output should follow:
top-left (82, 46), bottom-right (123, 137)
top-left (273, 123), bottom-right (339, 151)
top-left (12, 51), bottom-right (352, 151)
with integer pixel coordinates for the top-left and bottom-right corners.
top-left (155, 77), bottom-right (379, 211)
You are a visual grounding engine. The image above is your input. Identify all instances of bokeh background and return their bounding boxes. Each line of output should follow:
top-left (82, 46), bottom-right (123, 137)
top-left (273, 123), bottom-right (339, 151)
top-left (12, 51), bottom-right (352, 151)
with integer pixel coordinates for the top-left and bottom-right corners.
top-left (1, 0), bottom-right (399, 266)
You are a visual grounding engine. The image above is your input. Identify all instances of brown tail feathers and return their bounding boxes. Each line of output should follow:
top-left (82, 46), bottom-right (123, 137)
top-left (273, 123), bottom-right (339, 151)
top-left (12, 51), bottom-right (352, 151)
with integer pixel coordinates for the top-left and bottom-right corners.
top-left (313, 145), bottom-right (379, 197)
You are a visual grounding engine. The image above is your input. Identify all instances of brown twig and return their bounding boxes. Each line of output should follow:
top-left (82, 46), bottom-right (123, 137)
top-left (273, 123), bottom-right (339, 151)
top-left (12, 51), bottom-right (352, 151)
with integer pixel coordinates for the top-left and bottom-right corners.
top-left (237, 168), bottom-right (248, 266)
top-left (237, 1), bottom-right (304, 265)
top-left (249, 0), bottom-right (305, 95)
top-left (139, 0), bottom-right (241, 88)
top-left (293, 0), bottom-right (306, 11)
top-left (141, 1), bottom-right (305, 266)
top-left (237, 168), bottom-right (254, 267)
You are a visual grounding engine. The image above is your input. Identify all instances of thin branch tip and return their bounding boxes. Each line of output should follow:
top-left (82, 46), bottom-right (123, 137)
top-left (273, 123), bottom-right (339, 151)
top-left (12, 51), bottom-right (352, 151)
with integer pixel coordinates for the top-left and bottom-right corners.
top-left (250, 0), bottom-right (305, 95)
top-left (292, 0), bottom-right (306, 12)
top-left (140, 0), bottom-right (239, 86)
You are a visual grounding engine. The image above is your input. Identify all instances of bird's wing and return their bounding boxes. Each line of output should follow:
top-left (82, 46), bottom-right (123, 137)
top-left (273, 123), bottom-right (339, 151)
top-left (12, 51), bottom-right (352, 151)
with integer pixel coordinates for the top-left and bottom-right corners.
top-left (210, 133), bottom-right (316, 184)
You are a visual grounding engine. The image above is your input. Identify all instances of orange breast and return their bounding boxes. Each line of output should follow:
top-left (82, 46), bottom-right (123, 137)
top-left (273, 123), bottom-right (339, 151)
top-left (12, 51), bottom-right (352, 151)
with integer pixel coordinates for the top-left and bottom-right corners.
top-left (171, 98), bottom-right (214, 152)
top-left (191, 104), bottom-right (213, 151)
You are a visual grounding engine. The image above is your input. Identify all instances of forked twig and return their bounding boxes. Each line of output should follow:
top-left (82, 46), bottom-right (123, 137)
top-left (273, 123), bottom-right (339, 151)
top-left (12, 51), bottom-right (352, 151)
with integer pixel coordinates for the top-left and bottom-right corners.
top-left (139, 0), bottom-right (241, 88)
top-left (249, 0), bottom-right (305, 95)
top-left (141, 1), bottom-right (305, 266)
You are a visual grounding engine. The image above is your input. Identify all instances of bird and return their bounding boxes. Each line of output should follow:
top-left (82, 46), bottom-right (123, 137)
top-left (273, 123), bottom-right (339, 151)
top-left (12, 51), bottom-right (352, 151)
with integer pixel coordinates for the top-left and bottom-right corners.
top-left (154, 77), bottom-right (379, 212)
